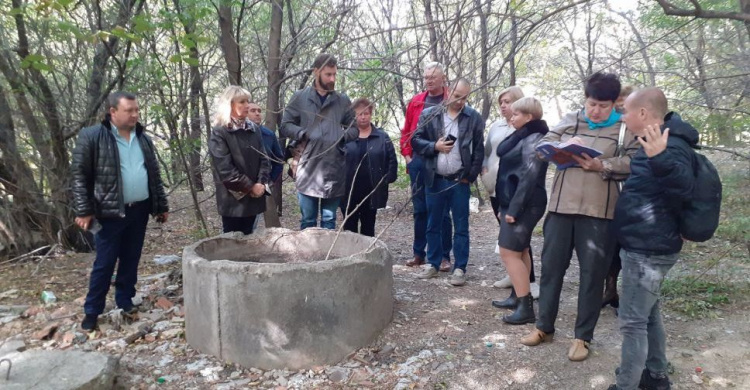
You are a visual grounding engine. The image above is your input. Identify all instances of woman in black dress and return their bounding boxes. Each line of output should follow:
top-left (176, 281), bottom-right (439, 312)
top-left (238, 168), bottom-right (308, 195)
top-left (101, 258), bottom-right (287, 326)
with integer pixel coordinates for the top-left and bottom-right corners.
top-left (492, 97), bottom-right (549, 324)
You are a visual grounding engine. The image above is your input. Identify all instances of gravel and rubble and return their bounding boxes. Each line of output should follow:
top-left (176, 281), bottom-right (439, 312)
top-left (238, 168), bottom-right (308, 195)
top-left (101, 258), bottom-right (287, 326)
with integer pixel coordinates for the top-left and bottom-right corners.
top-left (1, 183), bottom-right (748, 389)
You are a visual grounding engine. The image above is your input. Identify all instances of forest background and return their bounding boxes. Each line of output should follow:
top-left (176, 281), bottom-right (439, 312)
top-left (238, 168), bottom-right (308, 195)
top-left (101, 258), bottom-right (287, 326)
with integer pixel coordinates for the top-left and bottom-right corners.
top-left (0, 0), bottom-right (748, 257)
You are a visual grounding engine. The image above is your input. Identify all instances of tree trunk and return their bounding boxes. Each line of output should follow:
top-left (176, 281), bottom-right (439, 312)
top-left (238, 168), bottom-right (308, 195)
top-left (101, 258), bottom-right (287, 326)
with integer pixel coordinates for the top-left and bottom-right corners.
top-left (424, 0), bottom-right (439, 62)
top-left (509, 15), bottom-right (518, 86)
top-left (218, 2), bottom-right (242, 85)
top-left (266, 0), bottom-right (285, 217)
top-left (475, 0), bottom-right (490, 120)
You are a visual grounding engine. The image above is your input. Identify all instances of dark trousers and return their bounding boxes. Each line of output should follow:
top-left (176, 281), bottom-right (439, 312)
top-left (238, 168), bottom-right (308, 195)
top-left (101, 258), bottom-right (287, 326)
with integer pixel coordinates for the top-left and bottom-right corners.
top-left (222, 216), bottom-right (256, 235)
top-left (341, 194), bottom-right (378, 237)
top-left (490, 195), bottom-right (536, 282)
top-left (536, 212), bottom-right (615, 341)
top-left (84, 200), bottom-right (150, 316)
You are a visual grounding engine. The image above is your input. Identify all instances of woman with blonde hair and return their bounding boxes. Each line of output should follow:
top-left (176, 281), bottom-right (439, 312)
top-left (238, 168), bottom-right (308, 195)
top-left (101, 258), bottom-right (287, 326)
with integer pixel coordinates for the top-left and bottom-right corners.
top-left (482, 86), bottom-right (539, 297)
top-left (209, 86), bottom-right (271, 234)
top-left (492, 97), bottom-right (549, 324)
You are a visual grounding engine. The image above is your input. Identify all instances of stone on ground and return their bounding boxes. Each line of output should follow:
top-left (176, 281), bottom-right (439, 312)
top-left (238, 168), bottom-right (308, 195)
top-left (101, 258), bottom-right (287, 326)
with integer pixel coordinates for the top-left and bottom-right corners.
top-left (0, 350), bottom-right (118, 390)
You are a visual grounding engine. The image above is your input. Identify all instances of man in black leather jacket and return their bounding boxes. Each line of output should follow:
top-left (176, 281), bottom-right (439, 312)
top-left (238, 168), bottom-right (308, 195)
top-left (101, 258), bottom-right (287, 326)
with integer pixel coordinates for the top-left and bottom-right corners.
top-left (71, 92), bottom-right (169, 331)
top-left (411, 78), bottom-right (485, 286)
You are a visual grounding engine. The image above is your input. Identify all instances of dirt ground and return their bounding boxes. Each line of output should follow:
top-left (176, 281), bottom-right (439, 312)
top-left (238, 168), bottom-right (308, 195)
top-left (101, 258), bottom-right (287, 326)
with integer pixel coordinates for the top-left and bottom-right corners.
top-left (1, 175), bottom-right (748, 390)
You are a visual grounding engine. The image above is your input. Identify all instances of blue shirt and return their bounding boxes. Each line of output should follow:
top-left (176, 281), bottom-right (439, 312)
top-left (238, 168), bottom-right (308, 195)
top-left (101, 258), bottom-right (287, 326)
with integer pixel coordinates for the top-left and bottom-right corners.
top-left (112, 125), bottom-right (149, 203)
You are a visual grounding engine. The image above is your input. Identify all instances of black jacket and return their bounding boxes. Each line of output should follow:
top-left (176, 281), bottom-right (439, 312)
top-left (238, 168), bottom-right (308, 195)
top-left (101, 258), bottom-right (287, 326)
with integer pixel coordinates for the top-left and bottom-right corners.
top-left (411, 105), bottom-right (485, 187)
top-left (613, 112), bottom-right (698, 255)
top-left (71, 118), bottom-right (169, 218)
top-left (495, 119), bottom-right (549, 218)
top-left (342, 126), bottom-right (398, 210)
top-left (209, 122), bottom-right (271, 218)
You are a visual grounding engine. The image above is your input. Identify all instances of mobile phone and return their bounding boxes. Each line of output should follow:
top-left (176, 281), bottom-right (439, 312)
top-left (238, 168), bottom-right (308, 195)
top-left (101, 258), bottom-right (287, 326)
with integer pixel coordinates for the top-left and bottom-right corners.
top-left (89, 219), bottom-right (102, 235)
top-left (445, 134), bottom-right (457, 143)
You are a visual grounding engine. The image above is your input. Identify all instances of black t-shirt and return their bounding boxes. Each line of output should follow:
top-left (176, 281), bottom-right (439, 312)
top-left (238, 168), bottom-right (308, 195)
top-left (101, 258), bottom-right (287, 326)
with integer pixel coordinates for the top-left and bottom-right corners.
top-left (352, 138), bottom-right (372, 191)
top-left (424, 93), bottom-right (444, 109)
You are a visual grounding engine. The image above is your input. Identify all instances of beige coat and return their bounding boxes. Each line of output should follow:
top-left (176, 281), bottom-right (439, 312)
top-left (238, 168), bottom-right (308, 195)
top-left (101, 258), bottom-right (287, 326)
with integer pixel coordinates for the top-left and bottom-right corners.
top-left (540, 111), bottom-right (638, 220)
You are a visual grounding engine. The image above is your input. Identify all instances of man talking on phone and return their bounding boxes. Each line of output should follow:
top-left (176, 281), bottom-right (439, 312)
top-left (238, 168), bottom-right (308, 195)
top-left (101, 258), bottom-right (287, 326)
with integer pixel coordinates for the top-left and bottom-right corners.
top-left (411, 78), bottom-right (485, 286)
top-left (71, 92), bottom-right (169, 331)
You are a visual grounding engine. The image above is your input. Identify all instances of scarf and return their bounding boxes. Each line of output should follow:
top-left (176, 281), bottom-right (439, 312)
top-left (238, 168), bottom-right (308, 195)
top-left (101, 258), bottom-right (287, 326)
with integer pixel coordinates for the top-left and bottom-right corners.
top-left (229, 117), bottom-right (256, 132)
top-left (496, 119), bottom-right (549, 157)
top-left (584, 109), bottom-right (621, 130)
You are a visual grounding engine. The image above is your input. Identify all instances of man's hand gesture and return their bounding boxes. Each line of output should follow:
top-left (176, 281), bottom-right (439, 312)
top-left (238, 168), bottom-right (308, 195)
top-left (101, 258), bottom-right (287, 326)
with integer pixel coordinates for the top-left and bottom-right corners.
top-left (638, 125), bottom-right (669, 158)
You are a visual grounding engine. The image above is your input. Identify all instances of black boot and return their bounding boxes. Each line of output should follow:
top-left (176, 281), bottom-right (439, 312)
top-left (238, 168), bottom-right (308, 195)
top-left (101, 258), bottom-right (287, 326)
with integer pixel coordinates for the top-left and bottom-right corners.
top-left (492, 288), bottom-right (517, 309)
top-left (640, 368), bottom-right (671, 390)
top-left (602, 275), bottom-right (619, 308)
top-left (502, 294), bottom-right (535, 324)
top-left (81, 314), bottom-right (98, 331)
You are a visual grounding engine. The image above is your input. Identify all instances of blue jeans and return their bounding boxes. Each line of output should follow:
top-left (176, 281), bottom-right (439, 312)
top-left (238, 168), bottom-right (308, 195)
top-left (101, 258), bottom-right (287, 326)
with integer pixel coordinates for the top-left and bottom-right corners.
top-left (616, 249), bottom-right (678, 390)
top-left (298, 193), bottom-right (339, 230)
top-left (425, 177), bottom-right (470, 272)
top-left (84, 200), bottom-right (150, 315)
top-left (408, 157), bottom-right (452, 261)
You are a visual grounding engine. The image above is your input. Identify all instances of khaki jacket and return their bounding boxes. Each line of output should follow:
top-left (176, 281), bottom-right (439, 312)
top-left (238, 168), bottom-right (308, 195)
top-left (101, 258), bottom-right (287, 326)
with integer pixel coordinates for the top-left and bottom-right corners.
top-left (540, 111), bottom-right (638, 220)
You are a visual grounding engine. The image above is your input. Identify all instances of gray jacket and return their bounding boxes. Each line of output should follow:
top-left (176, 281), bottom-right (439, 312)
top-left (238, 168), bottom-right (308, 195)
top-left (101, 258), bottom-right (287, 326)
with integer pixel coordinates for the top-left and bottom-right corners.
top-left (280, 87), bottom-right (357, 198)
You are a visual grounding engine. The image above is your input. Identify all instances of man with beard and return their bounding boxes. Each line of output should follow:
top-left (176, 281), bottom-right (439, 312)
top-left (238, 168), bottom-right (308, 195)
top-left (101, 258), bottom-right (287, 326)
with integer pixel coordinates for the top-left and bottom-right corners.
top-left (281, 54), bottom-right (357, 229)
top-left (412, 78), bottom-right (485, 286)
top-left (400, 62), bottom-right (454, 271)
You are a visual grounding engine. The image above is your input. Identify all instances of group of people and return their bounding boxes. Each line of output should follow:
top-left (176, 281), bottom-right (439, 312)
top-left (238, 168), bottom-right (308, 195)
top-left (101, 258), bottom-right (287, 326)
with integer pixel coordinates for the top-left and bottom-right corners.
top-left (71, 52), bottom-right (700, 390)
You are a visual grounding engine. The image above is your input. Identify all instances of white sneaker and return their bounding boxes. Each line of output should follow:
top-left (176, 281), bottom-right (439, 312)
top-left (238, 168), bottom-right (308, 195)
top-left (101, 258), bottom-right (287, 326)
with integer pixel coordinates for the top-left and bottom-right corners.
top-left (449, 269), bottom-right (466, 286)
top-left (493, 275), bottom-right (513, 289)
top-left (530, 282), bottom-right (540, 299)
top-left (417, 266), bottom-right (439, 279)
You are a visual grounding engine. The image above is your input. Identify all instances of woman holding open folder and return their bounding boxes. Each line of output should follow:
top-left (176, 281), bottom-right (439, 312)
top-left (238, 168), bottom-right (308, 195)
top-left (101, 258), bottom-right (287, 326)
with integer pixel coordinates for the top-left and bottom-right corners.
top-left (520, 72), bottom-right (638, 362)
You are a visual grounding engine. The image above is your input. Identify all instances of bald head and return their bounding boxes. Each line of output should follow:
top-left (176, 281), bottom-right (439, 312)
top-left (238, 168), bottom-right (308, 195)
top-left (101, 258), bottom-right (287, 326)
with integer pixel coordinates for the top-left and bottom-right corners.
top-left (622, 87), bottom-right (669, 136)
top-left (447, 78), bottom-right (471, 113)
top-left (629, 87), bottom-right (668, 119)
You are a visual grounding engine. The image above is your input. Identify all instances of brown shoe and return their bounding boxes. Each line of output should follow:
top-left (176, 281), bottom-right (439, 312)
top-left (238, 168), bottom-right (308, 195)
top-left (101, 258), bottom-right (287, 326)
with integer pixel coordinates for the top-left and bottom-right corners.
top-left (406, 256), bottom-right (425, 267)
top-left (520, 328), bottom-right (553, 346)
top-left (568, 339), bottom-right (590, 361)
top-left (439, 258), bottom-right (451, 272)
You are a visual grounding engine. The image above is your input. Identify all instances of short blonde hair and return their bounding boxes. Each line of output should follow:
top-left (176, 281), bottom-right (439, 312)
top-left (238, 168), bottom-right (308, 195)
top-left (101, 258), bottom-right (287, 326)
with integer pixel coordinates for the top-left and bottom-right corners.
top-left (511, 97), bottom-right (543, 120)
top-left (497, 86), bottom-right (524, 105)
top-left (619, 85), bottom-right (635, 99)
top-left (212, 86), bottom-right (252, 127)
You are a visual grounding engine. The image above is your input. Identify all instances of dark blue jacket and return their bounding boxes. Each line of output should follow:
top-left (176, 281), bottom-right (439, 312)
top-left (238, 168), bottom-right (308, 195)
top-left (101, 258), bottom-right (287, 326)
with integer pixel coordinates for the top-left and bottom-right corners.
top-left (260, 126), bottom-right (284, 182)
top-left (342, 126), bottom-right (398, 210)
top-left (411, 105), bottom-right (485, 187)
top-left (613, 112), bottom-right (698, 255)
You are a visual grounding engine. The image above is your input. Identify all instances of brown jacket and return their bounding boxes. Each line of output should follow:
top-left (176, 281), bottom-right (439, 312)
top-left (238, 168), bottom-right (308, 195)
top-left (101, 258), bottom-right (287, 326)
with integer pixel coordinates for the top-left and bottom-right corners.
top-left (540, 111), bottom-right (638, 220)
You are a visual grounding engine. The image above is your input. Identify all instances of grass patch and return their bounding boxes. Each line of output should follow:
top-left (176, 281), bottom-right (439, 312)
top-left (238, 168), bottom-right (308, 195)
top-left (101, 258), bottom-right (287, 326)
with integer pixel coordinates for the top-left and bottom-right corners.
top-left (716, 170), bottom-right (750, 251)
top-left (661, 277), bottom-right (733, 318)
